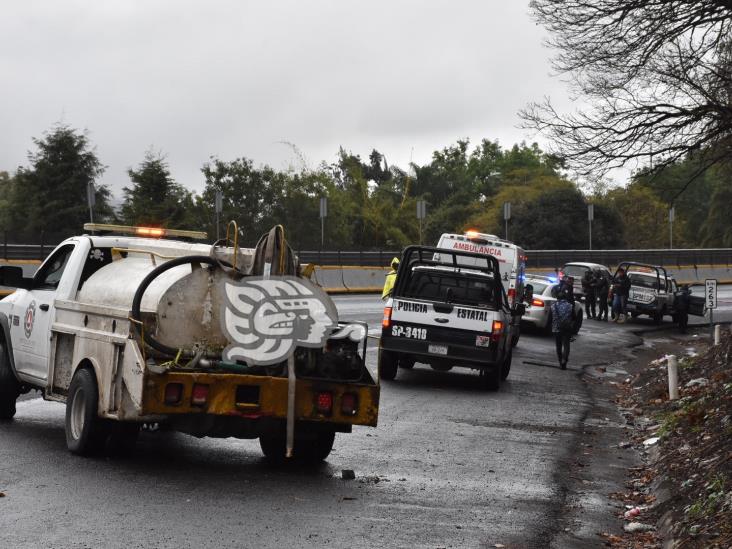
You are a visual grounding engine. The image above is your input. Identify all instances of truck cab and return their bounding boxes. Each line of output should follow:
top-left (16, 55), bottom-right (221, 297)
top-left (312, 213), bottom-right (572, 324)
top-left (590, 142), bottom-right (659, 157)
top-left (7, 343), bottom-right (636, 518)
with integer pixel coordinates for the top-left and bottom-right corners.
top-left (615, 261), bottom-right (677, 324)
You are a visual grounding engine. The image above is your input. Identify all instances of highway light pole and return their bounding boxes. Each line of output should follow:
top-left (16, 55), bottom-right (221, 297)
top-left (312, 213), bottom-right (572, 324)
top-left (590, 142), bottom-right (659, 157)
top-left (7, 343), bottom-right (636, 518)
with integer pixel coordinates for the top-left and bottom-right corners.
top-left (215, 190), bottom-right (223, 241)
top-left (416, 199), bottom-right (426, 244)
top-left (319, 196), bottom-right (328, 249)
top-left (669, 207), bottom-right (675, 249)
top-left (587, 203), bottom-right (594, 250)
top-left (503, 202), bottom-right (511, 240)
top-left (86, 182), bottom-right (95, 224)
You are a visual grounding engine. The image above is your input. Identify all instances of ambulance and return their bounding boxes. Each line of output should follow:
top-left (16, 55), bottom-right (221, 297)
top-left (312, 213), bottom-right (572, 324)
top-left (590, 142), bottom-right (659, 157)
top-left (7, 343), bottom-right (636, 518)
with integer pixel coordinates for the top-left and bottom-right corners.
top-left (435, 231), bottom-right (526, 345)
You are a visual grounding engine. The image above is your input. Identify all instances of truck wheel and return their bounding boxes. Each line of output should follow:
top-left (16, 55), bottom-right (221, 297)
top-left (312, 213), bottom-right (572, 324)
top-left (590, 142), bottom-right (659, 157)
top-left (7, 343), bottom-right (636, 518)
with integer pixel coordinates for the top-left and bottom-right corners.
top-left (653, 309), bottom-right (665, 325)
top-left (479, 365), bottom-right (501, 391)
top-left (399, 357), bottom-right (415, 369)
top-left (378, 349), bottom-right (398, 381)
top-left (572, 309), bottom-right (584, 334)
top-left (500, 349), bottom-right (513, 381)
top-left (0, 342), bottom-right (21, 420)
top-left (65, 368), bottom-right (110, 456)
top-left (260, 431), bottom-right (336, 463)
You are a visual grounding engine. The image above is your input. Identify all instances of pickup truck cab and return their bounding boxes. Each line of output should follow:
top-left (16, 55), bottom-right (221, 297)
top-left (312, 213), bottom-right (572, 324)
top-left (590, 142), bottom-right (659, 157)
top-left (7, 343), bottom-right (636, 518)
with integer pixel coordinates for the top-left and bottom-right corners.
top-left (0, 224), bottom-right (378, 462)
top-left (616, 262), bottom-right (677, 324)
top-left (378, 246), bottom-right (520, 390)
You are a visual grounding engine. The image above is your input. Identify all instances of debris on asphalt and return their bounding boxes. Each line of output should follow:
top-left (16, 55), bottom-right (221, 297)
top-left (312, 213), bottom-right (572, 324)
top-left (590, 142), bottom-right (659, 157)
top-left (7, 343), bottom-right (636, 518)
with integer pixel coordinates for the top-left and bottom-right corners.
top-left (623, 506), bottom-right (642, 519)
top-left (0, 491), bottom-right (5, 498)
top-left (341, 469), bottom-right (356, 480)
top-left (642, 437), bottom-right (659, 446)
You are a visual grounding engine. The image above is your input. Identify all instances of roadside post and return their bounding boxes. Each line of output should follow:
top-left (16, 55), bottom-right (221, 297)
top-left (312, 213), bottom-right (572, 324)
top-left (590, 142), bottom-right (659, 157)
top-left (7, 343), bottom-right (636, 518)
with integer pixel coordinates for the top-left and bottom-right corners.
top-left (669, 207), bottom-right (675, 249)
top-left (503, 202), bottom-right (511, 240)
top-left (705, 278), bottom-right (717, 340)
top-left (215, 190), bottom-right (223, 241)
top-left (587, 203), bottom-right (594, 250)
top-left (416, 199), bottom-right (426, 245)
top-left (319, 196), bottom-right (328, 249)
top-left (667, 355), bottom-right (679, 400)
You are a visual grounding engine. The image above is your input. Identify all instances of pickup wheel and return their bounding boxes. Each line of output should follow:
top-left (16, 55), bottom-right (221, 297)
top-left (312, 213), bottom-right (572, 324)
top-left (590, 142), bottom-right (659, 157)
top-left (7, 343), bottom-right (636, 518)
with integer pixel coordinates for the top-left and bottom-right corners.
top-left (0, 342), bottom-right (21, 420)
top-left (378, 349), bottom-right (398, 381)
top-left (653, 308), bottom-right (665, 325)
top-left (65, 368), bottom-right (110, 456)
top-left (399, 357), bottom-right (415, 369)
top-left (479, 365), bottom-right (501, 391)
top-left (500, 349), bottom-right (513, 381)
top-left (260, 431), bottom-right (335, 463)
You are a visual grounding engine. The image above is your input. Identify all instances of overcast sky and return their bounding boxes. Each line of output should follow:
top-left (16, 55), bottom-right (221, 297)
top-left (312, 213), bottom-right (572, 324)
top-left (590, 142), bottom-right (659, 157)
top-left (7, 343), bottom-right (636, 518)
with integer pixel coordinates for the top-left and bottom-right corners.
top-left (0, 0), bottom-right (578, 197)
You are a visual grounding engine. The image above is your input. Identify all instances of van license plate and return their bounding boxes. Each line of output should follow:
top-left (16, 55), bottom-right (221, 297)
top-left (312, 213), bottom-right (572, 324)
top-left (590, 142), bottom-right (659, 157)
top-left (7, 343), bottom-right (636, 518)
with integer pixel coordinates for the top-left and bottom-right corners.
top-left (428, 344), bottom-right (448, 355)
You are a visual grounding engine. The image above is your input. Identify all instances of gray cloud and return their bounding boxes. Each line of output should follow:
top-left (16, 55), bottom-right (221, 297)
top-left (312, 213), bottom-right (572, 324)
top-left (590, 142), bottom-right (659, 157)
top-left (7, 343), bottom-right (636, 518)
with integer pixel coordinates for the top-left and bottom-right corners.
top-left (0, 0), bottom-right (575, 195)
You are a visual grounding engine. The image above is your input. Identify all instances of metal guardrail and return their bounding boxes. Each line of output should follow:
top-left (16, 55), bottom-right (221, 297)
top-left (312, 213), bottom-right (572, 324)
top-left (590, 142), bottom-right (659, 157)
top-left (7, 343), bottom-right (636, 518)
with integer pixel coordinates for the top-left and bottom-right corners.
top-left (2, 242), bottom-right (732, 268)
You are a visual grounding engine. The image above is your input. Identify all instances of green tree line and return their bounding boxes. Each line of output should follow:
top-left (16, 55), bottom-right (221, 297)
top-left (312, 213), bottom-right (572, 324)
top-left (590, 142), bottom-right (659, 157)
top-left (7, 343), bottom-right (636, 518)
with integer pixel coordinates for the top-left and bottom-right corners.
top-left (1, 123), bottom-right (729, 249)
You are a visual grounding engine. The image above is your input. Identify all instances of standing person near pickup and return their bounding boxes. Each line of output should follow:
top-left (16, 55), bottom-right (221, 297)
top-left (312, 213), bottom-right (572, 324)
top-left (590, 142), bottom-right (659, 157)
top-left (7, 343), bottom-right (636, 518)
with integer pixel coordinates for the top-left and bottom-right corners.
top-left (674, 284), bottom-right (692, 333)
top-left (594, 269), bottom-right (610, 321)
top-left (381, 257), bottom-right (400, 300)
top-left (611, 268), bottom-right (631, 323)
top-left (582, 269), bottom-right (597, 319)
top-left (551, 284), bottom-right (575, 370)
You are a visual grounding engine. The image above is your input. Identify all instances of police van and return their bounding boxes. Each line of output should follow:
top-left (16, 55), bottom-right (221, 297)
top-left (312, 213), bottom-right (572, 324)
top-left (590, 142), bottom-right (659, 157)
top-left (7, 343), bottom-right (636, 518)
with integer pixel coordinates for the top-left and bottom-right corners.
top-left (379, 246), bottom-right (520, 390)
top-left (435, 231), bottom-right (526, 345)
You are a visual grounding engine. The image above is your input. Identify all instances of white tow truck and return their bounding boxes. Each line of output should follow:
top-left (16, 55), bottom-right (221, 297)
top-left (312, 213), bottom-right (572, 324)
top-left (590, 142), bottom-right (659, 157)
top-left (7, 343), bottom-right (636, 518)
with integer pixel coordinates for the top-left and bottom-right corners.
top-left (0, 224), bottom-right (379, 461)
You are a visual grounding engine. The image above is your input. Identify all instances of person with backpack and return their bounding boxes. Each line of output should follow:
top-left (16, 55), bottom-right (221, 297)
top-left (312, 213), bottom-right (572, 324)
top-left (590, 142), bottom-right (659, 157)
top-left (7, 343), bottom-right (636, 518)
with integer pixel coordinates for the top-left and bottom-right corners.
top-left (551, 284), bottom-right (575, 370)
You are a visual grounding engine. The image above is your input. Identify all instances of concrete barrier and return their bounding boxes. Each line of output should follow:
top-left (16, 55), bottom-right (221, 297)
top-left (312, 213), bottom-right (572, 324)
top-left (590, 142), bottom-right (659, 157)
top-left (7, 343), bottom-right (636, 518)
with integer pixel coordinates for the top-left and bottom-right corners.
top-left (309, 265), bottom-right (388, 294)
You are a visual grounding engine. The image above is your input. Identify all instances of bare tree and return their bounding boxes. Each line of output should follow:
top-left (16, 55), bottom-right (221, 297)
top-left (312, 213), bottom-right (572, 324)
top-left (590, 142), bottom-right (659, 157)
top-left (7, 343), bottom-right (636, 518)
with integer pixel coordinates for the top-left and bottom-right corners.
top-left (523, 0), bottom-right (732, 197)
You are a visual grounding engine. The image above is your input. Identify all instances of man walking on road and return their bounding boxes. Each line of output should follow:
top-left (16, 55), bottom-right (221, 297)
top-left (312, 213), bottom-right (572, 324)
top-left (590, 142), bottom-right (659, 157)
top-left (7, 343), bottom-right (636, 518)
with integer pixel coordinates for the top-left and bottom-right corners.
top-left (381, 257), bottom-right (400, 300)
top-left (551, 284), bottom-right (575, 370)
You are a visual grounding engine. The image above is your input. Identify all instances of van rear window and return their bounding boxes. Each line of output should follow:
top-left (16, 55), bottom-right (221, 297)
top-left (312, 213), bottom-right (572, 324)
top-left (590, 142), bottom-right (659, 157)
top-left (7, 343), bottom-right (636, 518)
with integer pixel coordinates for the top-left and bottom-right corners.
top-left (401, 270), bottom-right (497, 308)
top-left (563, 265), bottom-right (587, 278)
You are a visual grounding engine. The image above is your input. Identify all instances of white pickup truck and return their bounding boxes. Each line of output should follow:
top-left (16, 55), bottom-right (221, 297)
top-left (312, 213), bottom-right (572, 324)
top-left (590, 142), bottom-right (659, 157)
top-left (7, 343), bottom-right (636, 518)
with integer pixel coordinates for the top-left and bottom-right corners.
top-left (0, 224), bottom-right (378, 461)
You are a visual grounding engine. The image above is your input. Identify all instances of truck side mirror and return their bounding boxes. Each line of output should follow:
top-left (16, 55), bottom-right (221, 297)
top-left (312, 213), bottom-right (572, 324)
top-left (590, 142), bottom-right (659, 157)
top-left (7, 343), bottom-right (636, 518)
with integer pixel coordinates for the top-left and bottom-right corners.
top-left (0, 265), bottom-right (30, 289)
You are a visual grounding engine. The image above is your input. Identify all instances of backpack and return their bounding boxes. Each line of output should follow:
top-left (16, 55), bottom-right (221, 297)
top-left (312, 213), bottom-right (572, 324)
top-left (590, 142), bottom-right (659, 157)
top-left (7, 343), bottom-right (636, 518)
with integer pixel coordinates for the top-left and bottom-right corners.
top-left (552, 300), bottom-right (574, 333)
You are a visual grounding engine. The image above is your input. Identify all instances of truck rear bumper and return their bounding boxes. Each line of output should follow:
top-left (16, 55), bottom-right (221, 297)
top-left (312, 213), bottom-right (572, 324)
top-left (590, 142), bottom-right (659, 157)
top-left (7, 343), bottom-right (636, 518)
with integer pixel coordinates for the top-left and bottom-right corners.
top-left (141, 371), bottom-right (379, 428)
top-left (380, 335), bottom-right (500, 368)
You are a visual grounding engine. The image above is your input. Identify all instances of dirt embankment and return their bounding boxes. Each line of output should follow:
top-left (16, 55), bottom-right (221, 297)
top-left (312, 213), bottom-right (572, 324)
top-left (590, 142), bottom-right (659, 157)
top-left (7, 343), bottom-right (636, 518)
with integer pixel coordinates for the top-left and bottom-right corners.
top-left (607, 330), bottom-right (732, 548)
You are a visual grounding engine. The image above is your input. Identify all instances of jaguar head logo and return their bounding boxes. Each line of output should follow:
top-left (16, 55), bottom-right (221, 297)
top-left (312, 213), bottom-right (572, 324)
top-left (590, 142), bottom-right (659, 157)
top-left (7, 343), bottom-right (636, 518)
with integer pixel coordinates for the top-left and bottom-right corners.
top-left (221, 277), bottom-right (339, 366)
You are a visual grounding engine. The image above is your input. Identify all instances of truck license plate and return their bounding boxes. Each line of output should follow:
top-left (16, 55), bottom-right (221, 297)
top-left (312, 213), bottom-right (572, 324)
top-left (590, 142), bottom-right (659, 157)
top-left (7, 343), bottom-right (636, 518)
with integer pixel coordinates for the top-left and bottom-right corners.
top-left (428, 344), bottom-right (448, 355)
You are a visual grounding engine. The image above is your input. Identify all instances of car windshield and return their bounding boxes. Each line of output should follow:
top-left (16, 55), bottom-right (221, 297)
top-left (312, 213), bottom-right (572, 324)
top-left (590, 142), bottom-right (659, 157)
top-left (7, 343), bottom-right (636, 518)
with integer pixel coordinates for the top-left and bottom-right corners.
top-left (401, 269), bottom-right (497, 308)
top-left (563, 265), bottom-right (587, 278)
top-left (628, 273), bottom-right (662, 290)
top-left (526, 281), bottom-right (549, 294)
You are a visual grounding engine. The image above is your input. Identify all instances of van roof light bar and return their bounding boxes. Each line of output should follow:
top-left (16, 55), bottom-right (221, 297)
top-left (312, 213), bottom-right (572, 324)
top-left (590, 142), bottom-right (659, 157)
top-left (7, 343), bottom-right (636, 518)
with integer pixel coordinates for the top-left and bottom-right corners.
top-left (83, 223), bottom-right (208, 241)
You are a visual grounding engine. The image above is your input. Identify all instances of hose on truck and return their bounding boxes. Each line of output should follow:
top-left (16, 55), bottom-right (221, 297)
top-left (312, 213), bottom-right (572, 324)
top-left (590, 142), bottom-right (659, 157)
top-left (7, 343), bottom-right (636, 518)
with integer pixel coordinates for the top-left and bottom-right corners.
top-left (130, 255), bottom-right (233, 359)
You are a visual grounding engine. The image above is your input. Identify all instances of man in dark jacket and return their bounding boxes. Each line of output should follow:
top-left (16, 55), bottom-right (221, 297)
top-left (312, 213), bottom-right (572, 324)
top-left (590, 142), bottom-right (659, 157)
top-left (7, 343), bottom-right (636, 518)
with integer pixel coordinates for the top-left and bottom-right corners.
top-left (582, 270), bottom-right (597, 319)
top-left (611, 268), bottom-right (631, 323)
top-left (594, 269), bottom-right (610, 321)
top-left (674, 284), bottom-right (691, 334)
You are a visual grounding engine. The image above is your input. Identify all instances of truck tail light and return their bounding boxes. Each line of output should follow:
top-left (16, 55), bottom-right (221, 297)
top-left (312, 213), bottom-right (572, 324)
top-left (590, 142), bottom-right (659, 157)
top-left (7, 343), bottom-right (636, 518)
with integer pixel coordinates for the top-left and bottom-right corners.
top-left (164, 383), bottom-right (183, 405)
top-left (316, 391), bottom-right (333, 415)
top-left (341, 393), bottom-right (358, 416)
top-left (531, 298), bottom-right (545, 307)
top-left (507, 288), bottom-right (516, 300)
top-left (382, 306), bottom-right (393, 328)
top-left (491, 320), bottom-right (504, 342)
top-left (191, 384), bottom-right (209, 406)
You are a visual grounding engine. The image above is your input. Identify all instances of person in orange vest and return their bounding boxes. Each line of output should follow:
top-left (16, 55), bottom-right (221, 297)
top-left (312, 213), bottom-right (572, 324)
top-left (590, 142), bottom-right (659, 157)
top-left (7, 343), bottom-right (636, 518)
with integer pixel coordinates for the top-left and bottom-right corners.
top-left (381, 257), bottom-right (400, 300)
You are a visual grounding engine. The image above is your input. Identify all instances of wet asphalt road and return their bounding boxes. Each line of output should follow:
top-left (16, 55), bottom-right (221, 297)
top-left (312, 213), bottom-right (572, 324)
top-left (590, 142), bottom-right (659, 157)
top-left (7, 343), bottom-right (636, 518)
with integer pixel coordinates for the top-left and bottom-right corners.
top-left (2, 296), bottom-right (647, 548)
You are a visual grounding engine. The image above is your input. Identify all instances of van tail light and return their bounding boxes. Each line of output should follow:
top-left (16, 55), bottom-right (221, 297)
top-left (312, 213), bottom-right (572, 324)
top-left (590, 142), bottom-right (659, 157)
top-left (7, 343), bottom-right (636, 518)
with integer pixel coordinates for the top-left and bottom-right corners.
top-left (490, 320), bottom-right (505, 342)
top-left (164, 383), bottom-right (183, 405)
top-left (191, 384), bottom-right (209, 406)
top-left (341, 393), bottom-right (358, 416)
top-left (382, 306), bottom-right (393, 328)
top-left (316, 391), bottom-right (333, 415)
top-left (531, 298), bottom-right (545, 307)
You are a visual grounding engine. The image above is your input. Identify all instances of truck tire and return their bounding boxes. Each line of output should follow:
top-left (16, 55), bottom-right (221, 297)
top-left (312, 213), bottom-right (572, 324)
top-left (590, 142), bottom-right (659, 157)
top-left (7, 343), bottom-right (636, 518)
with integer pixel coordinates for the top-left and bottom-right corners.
top-left (260, 431), bottom-right (336, 463)
top-left (653, 308), bottom-right (665, 325)
top-left (0, 342), bottom-right (20, 420)
top-left (479, 365), bottom-right (501, 391)
top-left (378, 349), bottom-right (398, 381)
top-left (399, 357), bottom-right (415, 369)
top-left (65, 368), bottom-right (110, 456)
top-left (500, 349), bottom-right (513, 381)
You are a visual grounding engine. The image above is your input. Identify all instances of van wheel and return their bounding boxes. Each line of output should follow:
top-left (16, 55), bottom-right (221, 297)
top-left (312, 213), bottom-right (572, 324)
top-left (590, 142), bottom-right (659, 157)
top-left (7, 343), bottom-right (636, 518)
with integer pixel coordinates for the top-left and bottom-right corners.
top-left (65, 368), bottom-right (110, 456)
top-left (0, 342), bottom-right (21, 420)
top-left (260, 431), bottom-right (335, 463)
top-left (500, 350), bottom-right (513, 381)
top-left (379, 349), bottom-right (398, 381)
top-left (479, 365), bottom-right (501, 391)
